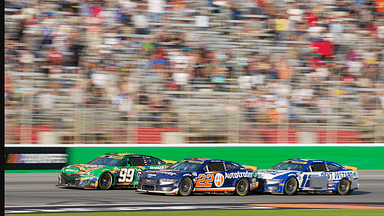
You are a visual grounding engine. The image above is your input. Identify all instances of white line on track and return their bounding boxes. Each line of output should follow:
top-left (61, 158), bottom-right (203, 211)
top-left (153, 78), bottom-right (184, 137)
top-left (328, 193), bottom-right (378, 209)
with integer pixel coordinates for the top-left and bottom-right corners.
top-left (5, 204), bottom-right (277, 214)
top-left (5, 202), bottom-right (253, 208)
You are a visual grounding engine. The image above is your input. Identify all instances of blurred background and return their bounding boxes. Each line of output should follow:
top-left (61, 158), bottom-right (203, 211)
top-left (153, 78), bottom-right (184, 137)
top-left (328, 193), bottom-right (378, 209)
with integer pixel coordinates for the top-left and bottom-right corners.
top-left (4, 0), bottom-right (384, 144)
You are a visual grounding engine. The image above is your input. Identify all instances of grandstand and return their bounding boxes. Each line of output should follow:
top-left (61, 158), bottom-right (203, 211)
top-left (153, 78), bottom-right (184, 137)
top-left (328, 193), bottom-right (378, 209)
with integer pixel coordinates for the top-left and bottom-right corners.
top-left (4, 0), bottom-right (384, 144)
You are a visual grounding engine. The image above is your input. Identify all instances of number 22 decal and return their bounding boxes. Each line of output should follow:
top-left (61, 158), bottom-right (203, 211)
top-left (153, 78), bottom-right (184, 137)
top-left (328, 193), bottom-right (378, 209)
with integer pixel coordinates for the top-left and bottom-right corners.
top-left (196, 174), bottom-right (214, 187)
top-left (118, 168), bottom-right (135, 183)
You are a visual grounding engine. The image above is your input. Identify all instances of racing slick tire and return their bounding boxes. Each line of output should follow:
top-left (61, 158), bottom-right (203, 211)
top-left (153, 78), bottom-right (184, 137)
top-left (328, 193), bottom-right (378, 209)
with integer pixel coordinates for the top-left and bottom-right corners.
top-left (337, 178), bottom-right (350, 195)
top-left (284, 177), bottom-right (298, 196)
top-left (98, 172), bottom-right (113, 190)
top-left (235, 178), bottom-right (249, 196)
top-left (179, 178), bottom-right (193, 196)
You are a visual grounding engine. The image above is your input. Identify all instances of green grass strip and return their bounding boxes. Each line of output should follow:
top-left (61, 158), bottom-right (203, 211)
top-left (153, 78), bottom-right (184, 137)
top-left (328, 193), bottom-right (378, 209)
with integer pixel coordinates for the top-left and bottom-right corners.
top-left (9, 209), bottom-right (384, 216)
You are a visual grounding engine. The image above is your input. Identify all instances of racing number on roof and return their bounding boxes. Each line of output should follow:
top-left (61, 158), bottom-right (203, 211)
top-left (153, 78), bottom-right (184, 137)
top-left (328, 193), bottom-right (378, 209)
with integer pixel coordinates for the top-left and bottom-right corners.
top-left (118, 168), bottom-right (135, 183)
top-left (196, 174), bottom-right (214, 187)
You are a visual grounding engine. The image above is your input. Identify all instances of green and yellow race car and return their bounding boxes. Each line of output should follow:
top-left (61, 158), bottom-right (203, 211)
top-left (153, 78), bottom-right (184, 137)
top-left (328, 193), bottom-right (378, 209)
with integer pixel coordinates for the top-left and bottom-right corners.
top-left (57, 153), bottom-right (175, 189)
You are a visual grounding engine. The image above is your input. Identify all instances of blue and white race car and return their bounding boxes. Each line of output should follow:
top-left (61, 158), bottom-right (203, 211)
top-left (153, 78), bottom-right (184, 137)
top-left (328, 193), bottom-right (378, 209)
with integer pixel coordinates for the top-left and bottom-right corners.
top-left (256, 159), bottom-right (359, 195)
top-left (137, 158), bottom-right (258, 196)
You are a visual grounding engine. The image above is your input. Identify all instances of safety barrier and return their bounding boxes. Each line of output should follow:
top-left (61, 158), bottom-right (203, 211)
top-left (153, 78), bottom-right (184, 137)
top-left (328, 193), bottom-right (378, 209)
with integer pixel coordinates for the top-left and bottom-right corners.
top-left (5, 144), bottom-right (384, 172)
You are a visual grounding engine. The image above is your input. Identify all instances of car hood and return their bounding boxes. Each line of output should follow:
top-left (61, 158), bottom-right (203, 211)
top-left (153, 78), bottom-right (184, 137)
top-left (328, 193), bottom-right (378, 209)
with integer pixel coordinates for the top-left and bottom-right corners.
top-left (257, 169), bottom-right (300, 179)
top-left (62, 164), bottom-right (106, 175)
top-left (141, 169), bottom-right (193, 179)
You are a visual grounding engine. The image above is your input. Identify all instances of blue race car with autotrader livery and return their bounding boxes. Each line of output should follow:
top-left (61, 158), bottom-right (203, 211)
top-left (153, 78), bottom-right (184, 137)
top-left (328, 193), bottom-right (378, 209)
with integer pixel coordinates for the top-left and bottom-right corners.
top-left (256, 159), bottom-right (359, 195)
top-left (137, 158), bottom-right (258, 196)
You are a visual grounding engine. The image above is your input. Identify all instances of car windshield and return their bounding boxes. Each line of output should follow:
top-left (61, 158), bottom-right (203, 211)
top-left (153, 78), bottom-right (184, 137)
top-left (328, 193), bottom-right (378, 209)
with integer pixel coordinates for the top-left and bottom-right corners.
top-left (88, 157), bottom-right (122, 166)
top-left (271, 162), bottom-right (306, 171)
top-left (168, 162), bottom-right (201, 172)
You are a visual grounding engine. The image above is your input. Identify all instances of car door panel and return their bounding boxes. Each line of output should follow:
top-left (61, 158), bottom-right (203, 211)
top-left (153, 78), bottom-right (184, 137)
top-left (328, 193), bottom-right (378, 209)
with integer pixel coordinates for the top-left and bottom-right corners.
top-left (309, 175), bottom-right (328, 189)
top-left (303, 163), bottom-right (328, 190)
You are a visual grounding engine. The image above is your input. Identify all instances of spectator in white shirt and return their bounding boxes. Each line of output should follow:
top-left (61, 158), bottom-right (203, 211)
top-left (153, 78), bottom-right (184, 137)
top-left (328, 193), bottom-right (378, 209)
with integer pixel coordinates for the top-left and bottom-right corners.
top-left (132, 11), bottom-right (149, 35)
top-left (148, 0), bottom-right (164, 22)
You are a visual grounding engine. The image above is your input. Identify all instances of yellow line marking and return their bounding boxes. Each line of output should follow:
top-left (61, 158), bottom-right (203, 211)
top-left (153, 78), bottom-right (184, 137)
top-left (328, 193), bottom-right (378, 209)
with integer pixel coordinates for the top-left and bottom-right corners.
top-left (247, 204), bottom-right (384, 209)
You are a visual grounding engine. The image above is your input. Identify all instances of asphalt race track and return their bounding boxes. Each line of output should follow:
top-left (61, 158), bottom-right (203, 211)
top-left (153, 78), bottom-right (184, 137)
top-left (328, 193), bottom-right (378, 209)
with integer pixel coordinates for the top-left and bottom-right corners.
top-left (5, 170), bottom-right (384, 213)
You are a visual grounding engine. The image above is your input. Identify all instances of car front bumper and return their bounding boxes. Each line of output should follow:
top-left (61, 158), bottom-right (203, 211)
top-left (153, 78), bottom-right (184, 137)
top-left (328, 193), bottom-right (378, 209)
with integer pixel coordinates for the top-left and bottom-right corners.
top-left (57, 174), bottom-right (98, 189)
top-left (137, 183), bottom-right (179, 194)
top-left (255, 179), bottom-right (284, 193)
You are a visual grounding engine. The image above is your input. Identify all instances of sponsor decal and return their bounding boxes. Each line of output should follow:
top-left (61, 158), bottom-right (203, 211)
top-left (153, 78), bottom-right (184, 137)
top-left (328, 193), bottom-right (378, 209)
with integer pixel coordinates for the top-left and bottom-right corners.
top-left (214, 173), bottom-right (225, 187)
top-left (224, 171), bottom-right (253, 179)
top-left (6, 154), bottom-right (67, 164)
top-left (148, 165), bottom-right (166, 169)
top-left (137, 168), bottom-right (143, 177)
top-left (321, 171), bottom-right (354, 180)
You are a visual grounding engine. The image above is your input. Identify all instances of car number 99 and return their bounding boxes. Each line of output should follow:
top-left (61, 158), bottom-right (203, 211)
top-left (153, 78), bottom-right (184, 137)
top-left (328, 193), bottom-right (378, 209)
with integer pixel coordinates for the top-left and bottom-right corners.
top-left (118, 168), bottom-right (135, 183)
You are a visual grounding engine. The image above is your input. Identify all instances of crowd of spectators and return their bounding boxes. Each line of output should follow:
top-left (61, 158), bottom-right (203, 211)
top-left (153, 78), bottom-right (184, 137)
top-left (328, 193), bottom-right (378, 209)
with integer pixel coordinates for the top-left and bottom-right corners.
top-left (4, 0), bottom-right (384, 143)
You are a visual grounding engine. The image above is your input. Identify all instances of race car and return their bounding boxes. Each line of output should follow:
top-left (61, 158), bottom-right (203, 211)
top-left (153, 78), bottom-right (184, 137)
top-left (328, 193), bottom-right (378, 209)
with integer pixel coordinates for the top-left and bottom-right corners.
top-left (57, 153), bottom-right (175, 189)
top-left (256, 159), bottom-right (359, 195)
top-left (137, 158), bottom-right (258, 196)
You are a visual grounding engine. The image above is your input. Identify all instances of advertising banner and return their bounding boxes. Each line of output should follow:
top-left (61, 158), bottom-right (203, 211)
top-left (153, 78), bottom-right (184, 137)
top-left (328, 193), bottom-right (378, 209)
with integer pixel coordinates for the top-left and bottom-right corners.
top-left (5, 147), bottom-right (68, 171)
top-left (5, 145), bottom-right (384, 172)
top-left (67, 145), bottom-right (384, 170)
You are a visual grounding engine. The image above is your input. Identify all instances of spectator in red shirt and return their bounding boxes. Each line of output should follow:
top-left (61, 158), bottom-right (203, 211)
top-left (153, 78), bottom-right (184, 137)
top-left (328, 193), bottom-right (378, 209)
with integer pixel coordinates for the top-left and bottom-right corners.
top-left (365, 21), bottom-right (377, 33)
top-left (92, 2), bottom-right (105, 19)
top-left (306, 12), bottom-right (318, 27)
top-left (256, 0), bottom-right (265, 7)
top-left (310, 41), bottom-right (335, 56)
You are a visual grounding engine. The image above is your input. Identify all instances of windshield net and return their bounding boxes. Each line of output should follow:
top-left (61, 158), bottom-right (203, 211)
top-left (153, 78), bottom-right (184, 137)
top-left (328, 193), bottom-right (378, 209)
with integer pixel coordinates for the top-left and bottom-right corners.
top-left (271, 162), bottom-right (306, 171)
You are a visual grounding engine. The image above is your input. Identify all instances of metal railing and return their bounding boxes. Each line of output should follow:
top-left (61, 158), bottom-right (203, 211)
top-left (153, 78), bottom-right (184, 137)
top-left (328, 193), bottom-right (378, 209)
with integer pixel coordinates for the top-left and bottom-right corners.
top-left (5, 70), bottom-right (384, 144)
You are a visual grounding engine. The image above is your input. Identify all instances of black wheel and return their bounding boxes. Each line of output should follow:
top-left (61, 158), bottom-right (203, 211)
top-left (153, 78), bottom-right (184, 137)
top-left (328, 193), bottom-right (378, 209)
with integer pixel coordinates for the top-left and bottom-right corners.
top-left (337, 178), bottom-right (350, 195)
top-left (235, 178), bottom-right (249, 196)
top-left (179, 178), bottom-right (193, 196)
top-left (98, 172), bottom-right (113, 190)
top-left (284, 177), bottom-right (297, 196)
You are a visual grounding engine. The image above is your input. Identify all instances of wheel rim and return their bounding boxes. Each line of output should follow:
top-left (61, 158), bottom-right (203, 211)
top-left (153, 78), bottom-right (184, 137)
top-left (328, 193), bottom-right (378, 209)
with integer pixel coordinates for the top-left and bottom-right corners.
top-left (180, 179), bottom-right (192, 195)
top-left (286, 179), bottom-right (296, 193)
top-left (339, 180), bottom-right (349, 193)
top-left (100, 174), bottom-right (111, 189)
top-left (237, 179), bottom-right (248, 194)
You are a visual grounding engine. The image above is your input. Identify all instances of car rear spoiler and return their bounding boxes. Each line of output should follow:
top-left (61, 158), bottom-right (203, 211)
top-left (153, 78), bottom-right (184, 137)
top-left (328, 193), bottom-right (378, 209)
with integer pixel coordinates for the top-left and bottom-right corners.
top-left (342, 165), bottom-right (357, 171)
top-left (242, 165), bottom-right (257, 171)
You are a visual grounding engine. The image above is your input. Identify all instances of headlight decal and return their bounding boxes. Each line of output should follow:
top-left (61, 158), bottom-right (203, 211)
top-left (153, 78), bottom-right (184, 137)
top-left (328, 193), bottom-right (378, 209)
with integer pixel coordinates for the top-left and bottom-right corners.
top-left (79, 172), bottom-right (94, 177)
top-left (159, 179), bottom-right (178, 185)
top-left (264, 179), bottom-right (284, 184)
